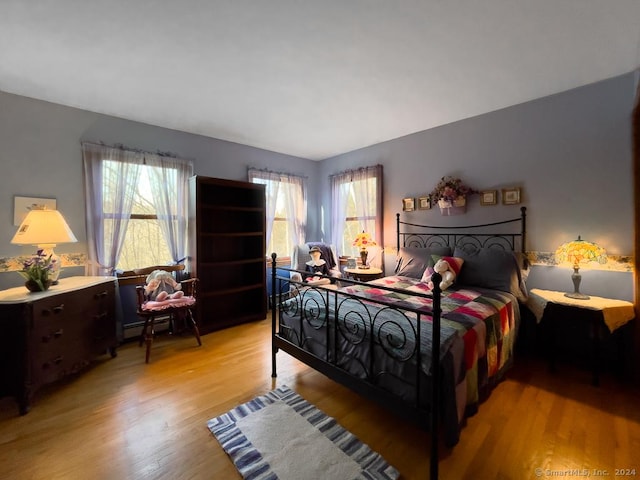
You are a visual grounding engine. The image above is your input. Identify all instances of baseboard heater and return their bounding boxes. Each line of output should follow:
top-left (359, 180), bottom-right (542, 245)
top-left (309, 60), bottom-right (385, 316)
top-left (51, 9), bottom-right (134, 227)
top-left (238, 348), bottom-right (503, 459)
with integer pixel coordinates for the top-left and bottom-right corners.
top-left (122, 315), bottom-right (171, 340)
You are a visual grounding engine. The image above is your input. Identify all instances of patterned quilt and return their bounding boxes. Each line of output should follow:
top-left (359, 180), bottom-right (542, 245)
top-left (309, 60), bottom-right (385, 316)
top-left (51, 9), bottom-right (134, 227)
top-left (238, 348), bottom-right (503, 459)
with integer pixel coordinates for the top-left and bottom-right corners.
top-left (279, 275), bottom-right (519, 446)
top-left (341, 275), bottom-right (519, 407)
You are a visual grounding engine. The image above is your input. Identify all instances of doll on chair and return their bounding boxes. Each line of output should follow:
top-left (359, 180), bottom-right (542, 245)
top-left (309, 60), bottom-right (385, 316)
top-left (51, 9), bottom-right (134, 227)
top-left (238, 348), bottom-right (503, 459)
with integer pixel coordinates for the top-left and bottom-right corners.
top-left (144, 270), bottom-right (185, 301)
top-left (305, 246), bottom-right (331, 284)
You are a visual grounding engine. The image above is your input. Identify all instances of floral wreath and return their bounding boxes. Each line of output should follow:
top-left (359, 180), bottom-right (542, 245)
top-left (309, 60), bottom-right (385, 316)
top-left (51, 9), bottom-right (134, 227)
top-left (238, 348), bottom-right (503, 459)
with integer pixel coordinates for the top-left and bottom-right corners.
top-left (429, 176), bottom-right (477, 204)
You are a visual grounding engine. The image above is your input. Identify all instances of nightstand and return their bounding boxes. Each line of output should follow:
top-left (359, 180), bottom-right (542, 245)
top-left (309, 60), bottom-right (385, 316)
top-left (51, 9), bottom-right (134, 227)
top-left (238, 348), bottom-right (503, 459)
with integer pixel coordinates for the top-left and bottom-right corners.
top-left (526, 288), bottom-right (635, 385)
top-left (344, 267), bottom-right (383, 282)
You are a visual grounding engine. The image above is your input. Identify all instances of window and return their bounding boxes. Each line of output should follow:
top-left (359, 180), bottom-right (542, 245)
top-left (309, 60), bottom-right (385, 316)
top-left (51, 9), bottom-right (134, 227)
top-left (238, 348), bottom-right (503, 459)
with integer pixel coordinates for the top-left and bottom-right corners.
top-left (103, 161), bottom-right (172, 270)
top-left (82, 142), bottom-right (193, 276)
top-left (330, 165), bottom-right (383, 264)
top-left (248, 169), bottom-right (306, 258)
top-left (339, 176), bottom-right (379, 255)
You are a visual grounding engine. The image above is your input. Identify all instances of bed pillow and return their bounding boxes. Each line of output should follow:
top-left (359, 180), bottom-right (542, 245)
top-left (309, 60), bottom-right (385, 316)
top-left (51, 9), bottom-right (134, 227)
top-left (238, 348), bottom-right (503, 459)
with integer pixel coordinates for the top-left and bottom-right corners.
top-left (395, 246), bottom-right (452, 279)
top-left (420, 255), bottom-right (465, 284)
top-left (453, 247), bottom-right (528, 301)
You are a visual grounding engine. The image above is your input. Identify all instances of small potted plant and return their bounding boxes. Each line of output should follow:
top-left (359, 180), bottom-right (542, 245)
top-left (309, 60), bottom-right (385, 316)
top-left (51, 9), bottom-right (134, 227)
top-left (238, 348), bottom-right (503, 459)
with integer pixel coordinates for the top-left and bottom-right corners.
top-left (17, 249), bottom-right (55, 292)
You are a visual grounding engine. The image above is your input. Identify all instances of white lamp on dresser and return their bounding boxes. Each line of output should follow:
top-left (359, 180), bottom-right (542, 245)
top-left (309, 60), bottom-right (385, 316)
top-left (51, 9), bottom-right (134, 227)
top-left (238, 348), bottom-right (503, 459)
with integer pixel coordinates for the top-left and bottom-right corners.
top-left (11, 206), bottom-right (78, 285)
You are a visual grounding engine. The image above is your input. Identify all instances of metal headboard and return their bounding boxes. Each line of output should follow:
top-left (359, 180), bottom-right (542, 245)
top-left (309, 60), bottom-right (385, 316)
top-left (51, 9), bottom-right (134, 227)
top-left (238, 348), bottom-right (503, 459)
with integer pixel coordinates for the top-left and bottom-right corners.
top-left (396, 206), bottom-right (527, 253)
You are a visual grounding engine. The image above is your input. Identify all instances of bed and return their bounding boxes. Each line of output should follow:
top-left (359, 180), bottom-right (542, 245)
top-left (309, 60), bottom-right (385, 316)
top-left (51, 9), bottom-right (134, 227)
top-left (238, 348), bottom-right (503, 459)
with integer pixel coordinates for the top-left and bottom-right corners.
top-left (269, 207), bottom-right (528, 479)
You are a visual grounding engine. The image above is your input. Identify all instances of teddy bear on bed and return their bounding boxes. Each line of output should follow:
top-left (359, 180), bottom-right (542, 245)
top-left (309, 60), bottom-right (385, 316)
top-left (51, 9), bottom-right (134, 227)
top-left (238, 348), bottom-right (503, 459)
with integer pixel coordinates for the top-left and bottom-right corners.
top-left (427, 258), bottom-right (456, 291)
top-left (144, 270), bottom-right (185, 301)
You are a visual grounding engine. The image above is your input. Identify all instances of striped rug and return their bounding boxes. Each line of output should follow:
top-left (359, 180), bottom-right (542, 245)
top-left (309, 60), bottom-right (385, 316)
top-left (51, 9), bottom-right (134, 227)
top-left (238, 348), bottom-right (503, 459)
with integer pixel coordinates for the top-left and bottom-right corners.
top-left (207, 385), bottom-right (399, 480)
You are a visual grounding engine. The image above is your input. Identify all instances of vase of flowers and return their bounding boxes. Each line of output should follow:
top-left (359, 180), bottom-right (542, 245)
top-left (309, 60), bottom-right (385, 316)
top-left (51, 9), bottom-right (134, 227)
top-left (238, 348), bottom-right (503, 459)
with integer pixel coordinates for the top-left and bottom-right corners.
top-left (429, 176), bottom-right (476, 215)
top-left (17, 249), bottom-right (54, 292)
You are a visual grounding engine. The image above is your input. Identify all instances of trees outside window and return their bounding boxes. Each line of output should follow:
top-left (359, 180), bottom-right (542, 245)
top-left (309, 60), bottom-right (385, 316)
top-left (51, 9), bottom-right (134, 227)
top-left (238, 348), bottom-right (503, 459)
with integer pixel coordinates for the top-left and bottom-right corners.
top-left (103, 162), bottom-right (172, 270)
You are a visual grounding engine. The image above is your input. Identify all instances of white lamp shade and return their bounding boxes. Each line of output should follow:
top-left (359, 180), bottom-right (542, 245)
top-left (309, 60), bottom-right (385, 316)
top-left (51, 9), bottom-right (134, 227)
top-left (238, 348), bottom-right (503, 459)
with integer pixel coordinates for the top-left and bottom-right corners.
top-left (11, 208), bottom-right (78, 245)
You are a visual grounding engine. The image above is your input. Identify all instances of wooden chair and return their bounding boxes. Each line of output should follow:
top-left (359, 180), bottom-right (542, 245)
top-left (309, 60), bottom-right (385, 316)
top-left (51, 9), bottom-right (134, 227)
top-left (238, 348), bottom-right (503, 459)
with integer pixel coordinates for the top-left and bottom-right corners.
top-left (133, 265), bottom-right (202, 363)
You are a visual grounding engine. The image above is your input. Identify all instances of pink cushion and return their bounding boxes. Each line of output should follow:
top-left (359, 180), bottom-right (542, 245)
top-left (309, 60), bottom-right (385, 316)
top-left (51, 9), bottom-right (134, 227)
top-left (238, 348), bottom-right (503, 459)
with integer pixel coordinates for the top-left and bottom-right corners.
top-left (142, 296), bottom-right (195, 311)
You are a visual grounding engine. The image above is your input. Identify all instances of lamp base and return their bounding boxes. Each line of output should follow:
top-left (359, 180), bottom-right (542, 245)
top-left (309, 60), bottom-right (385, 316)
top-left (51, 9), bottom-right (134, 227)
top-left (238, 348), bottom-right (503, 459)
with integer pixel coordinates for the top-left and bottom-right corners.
top-left (564, 292), bottom-right (590, 300)
top-left (359, 249), bottom-right (369, 268)
top-left (565, 267), bottom-right (589, 300)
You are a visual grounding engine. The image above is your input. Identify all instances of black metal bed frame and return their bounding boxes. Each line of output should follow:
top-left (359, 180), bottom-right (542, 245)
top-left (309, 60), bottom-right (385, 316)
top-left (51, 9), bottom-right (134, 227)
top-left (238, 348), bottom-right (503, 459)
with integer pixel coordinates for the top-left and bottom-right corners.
top-left (270, 207), bottom-right (527, 480)
top-left (397, 206), bottom-right (527, 254)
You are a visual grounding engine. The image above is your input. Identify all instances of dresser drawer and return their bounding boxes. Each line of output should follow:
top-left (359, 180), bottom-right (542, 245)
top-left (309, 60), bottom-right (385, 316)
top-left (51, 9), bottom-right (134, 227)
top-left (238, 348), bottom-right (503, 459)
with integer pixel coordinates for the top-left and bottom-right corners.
top-left (30, 294), bottom-right (69, 332)
top-left (29, 293), bottom-right (82, 385)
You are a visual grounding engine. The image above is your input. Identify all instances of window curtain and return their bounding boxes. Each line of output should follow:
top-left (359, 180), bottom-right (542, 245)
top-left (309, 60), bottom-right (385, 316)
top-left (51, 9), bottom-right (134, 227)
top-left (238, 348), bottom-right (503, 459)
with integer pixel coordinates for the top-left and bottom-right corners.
top-left (146, 154), bottom-right (194, 265)
top-left (248, 169), bottom-right (307, 253)
top-left (82, 142), bottom-right (143, 275)
top-left (330, 165), bottom-right (383, 267)
top-left (330, 174), bottom-right (349, 256)
top-left (353, 165), bottom-right (382, 243)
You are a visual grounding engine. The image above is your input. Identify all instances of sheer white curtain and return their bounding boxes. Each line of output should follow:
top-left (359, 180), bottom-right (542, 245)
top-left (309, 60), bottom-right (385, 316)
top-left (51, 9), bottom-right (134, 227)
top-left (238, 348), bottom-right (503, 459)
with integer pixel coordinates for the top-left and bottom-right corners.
top-left (248, 169), bottom-right (307, 255)
top-left (330, 173), bottom-right (349, 255)
top-left (146, 154), bottom-right (194, 265)
top-left (82, 142), bottom-right (143, 275)
top-left (353, 165), bottom-right (382, 238)
top-left (282, 174), bottom-right (306, 247)
top-left (330, 165), bottom-right (383, 267)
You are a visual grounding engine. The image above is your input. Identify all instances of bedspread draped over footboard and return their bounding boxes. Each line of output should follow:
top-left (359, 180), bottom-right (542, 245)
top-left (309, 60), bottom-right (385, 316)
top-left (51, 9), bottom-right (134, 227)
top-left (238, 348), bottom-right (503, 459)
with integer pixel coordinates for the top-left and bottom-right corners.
top-left (270, 258), bottom-right (520, 457)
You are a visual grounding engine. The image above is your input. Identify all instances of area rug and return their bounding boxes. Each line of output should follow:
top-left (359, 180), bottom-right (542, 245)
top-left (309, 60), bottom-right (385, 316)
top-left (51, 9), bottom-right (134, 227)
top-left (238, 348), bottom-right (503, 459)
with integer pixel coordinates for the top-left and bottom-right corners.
top-left (207, 385), bottom-right (399, 480)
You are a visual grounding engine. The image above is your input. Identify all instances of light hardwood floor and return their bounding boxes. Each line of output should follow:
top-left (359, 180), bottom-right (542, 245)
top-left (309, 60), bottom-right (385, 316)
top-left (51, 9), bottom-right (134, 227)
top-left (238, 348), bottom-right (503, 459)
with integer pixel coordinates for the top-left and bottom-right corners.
top-left (0, 318), bottom-right (638, 480)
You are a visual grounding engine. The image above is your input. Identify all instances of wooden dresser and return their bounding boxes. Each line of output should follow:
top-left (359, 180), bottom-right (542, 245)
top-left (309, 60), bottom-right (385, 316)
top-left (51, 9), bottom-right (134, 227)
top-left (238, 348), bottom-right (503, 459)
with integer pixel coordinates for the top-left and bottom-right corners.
top-left (0, 276), bottom-right (118, 414)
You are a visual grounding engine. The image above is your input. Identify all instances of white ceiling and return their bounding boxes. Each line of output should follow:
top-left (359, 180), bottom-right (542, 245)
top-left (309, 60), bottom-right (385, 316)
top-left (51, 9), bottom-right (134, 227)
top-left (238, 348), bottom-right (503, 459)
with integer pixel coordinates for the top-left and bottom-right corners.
top-left (1, 1), bottom-right (639, 160)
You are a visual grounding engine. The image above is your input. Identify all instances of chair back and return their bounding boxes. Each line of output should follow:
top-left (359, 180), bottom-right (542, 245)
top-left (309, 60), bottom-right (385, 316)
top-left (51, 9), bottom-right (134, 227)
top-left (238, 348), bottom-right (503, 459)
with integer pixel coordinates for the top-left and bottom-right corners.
top-left (132, 264), bottom-right (188, 281)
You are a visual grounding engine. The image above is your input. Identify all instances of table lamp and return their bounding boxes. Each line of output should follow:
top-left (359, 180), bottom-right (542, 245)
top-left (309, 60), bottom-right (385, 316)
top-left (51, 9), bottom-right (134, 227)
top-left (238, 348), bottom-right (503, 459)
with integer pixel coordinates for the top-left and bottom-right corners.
top-left (11, 206), bottom-right (78, 284)
top-left (352, 231), bottom-right (376, 269)
top-left (555, 235), bottom-right (607, 300)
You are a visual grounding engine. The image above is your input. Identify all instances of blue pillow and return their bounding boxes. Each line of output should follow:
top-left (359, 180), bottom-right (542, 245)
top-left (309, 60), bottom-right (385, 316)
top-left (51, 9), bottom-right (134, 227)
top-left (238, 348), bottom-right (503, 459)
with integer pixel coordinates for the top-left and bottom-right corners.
top-left (453, 247), bottom-right (528, 301)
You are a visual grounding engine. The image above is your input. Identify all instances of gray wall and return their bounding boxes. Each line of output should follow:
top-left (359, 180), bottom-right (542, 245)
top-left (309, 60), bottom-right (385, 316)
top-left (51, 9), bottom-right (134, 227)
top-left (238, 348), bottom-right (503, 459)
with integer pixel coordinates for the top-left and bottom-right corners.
top-left (0, 91), bottom-right (319, 289)
top-left (0, 71), bottom-right (636, 300)
top-left (318, 72), bottom-right (636, 301)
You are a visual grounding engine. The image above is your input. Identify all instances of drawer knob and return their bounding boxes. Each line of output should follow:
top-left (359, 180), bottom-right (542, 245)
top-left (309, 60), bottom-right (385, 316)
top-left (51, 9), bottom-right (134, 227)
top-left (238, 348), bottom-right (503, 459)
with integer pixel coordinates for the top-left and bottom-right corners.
top-left (42, 304), bottom-right (65, 316)
top-left (42, 356), bottom-right (63, 369)
top-left (94, 291), bottom-right (108, 299)
top-left (41, 329), bottom-right (64, 343)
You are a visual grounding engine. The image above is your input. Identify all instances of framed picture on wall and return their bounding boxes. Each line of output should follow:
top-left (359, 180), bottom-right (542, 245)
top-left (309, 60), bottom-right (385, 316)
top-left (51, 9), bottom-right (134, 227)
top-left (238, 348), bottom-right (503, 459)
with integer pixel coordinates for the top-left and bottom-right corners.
top-left (14, 196), bottom-right (57, 226)
top-left (402, 197), bottom-right (415, 212)
top-left (502, 187), bottom-right (521, 205)
top-left (417, 196), bottom-right (431, 210)
top-left (480, 190), bottom-right (497, 206)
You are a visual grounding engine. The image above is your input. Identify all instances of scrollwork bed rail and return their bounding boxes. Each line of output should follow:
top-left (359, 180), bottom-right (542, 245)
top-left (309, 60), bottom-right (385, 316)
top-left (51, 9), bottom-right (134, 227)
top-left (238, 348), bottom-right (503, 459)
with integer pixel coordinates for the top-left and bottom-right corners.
top-left (270, 262), bottom-right (444, 478)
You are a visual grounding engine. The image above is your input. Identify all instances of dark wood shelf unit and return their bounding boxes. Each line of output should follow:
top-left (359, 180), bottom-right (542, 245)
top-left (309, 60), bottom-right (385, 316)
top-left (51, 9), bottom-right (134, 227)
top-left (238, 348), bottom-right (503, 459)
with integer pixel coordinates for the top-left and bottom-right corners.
top-left (189, 176), bottom-right (266, 334)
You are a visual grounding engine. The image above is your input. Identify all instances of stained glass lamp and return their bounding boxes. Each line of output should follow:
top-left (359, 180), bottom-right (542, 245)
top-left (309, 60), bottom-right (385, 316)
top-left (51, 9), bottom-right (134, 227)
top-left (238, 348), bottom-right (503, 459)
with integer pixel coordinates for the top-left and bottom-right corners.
top-left (555, 236), bottom-right (607, 300)
top-left (352, 231), bottom-right (377, 269)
